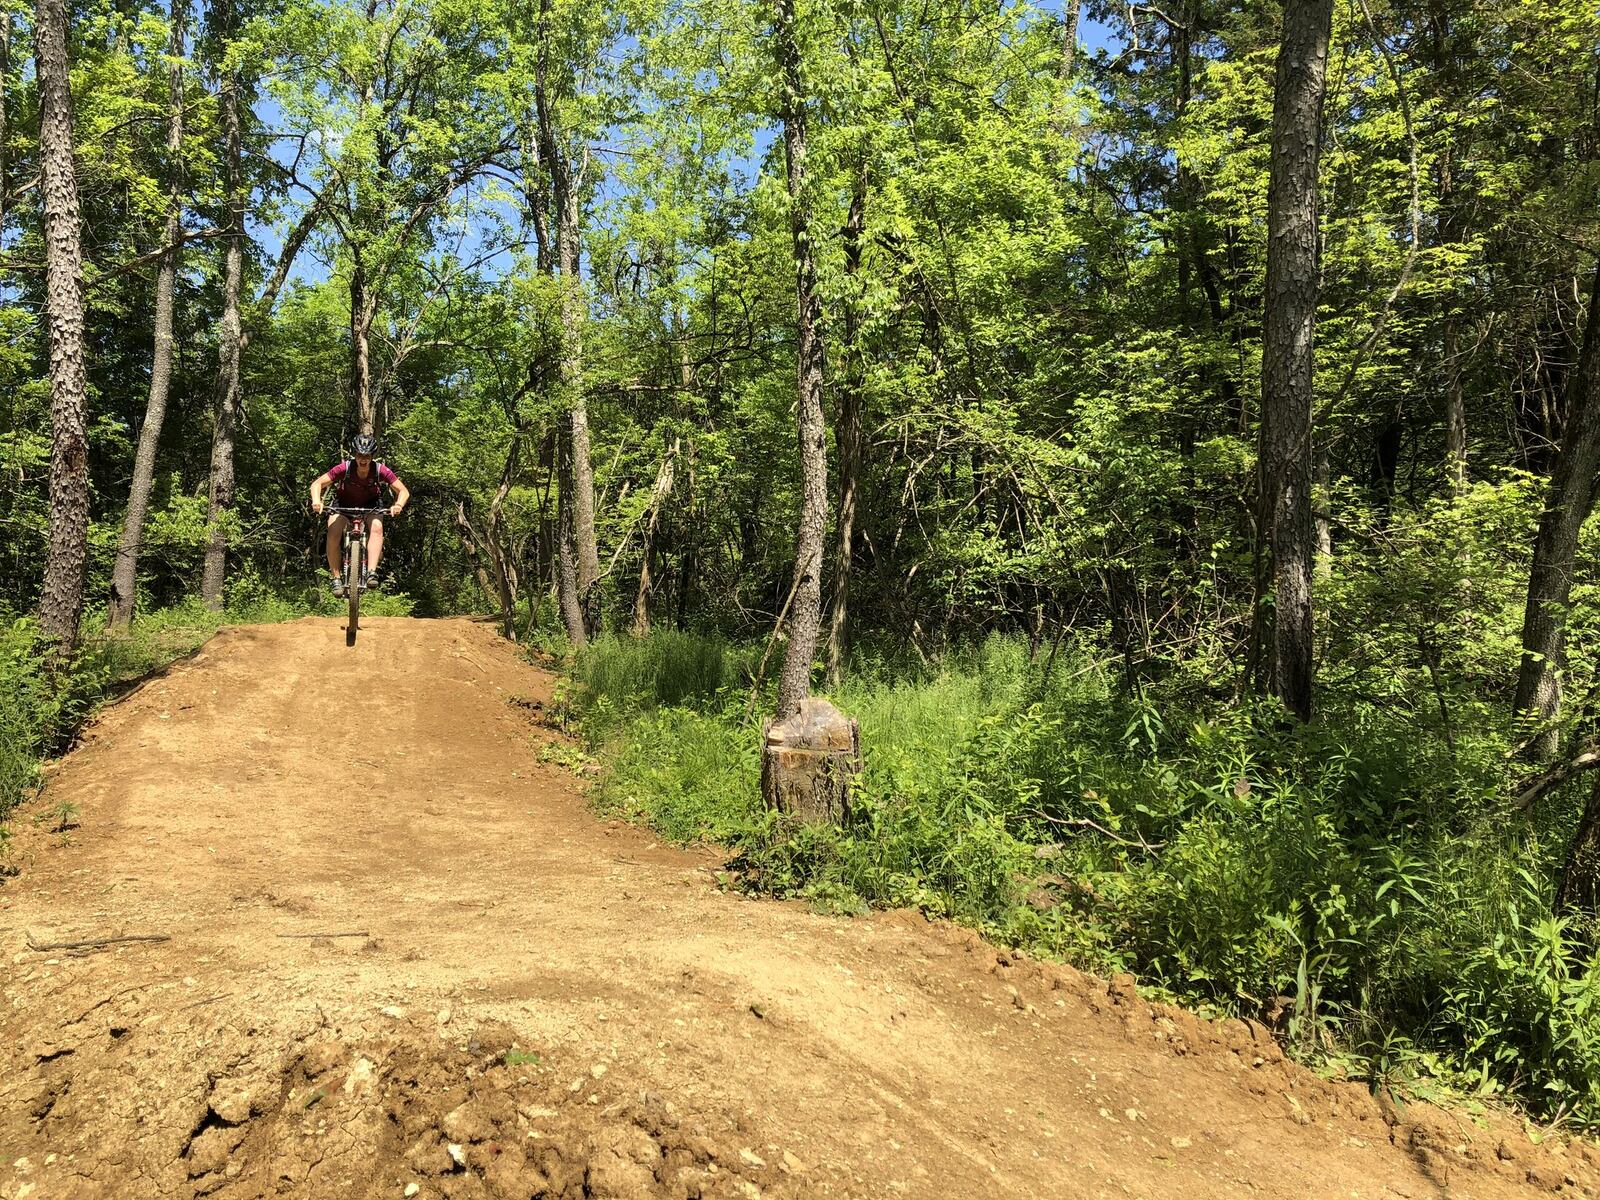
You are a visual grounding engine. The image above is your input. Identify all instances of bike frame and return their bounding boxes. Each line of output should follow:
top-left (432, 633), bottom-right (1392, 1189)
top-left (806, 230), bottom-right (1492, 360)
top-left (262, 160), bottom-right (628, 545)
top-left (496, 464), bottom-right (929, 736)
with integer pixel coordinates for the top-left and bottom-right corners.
top-left (326, 504), bottom-right (389, 638)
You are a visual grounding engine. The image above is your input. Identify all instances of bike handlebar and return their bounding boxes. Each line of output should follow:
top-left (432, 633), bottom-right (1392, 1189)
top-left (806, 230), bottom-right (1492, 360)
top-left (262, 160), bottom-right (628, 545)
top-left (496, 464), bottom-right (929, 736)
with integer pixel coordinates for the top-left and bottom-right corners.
top-left (323, 504), bottom-right (393, 516)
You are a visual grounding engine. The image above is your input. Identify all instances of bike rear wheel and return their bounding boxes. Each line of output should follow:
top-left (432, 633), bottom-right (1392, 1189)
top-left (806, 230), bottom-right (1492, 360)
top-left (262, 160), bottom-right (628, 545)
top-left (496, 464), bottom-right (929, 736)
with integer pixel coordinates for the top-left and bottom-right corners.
top-left (346, 528), bottom-right (362, 634)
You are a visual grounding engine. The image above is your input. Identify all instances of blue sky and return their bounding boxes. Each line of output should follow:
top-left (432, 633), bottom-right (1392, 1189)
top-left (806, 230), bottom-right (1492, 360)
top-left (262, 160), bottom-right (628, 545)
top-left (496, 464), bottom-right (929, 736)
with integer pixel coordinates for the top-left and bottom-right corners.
top-left (256, 1), bottom-right (1126, 295)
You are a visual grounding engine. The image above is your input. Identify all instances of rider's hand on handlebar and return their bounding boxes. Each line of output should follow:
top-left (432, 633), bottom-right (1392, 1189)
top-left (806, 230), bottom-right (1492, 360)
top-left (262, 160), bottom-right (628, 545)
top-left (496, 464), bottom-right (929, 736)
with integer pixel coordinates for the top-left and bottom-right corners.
top-left (312, 500), bottom-right (324, 515)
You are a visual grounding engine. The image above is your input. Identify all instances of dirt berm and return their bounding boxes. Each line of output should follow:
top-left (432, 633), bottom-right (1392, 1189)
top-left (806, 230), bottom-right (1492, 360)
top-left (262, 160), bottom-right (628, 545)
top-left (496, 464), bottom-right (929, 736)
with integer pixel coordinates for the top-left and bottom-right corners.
top-left (3, 617), bottom-right (1597, 1199)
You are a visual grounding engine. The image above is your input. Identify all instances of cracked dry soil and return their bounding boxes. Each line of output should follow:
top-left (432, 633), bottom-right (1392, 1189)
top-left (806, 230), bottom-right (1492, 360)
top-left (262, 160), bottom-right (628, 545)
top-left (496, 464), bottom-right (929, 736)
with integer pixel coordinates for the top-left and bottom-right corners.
top-left (3, 616), bottom-right (1599, 1200)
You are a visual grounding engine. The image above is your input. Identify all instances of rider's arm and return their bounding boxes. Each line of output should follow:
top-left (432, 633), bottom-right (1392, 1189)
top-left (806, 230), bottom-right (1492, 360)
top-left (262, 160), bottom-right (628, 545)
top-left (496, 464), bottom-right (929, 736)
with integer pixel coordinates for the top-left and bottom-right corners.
top-left (309, 471), bottom-right (333, 513)
top-left (389, 476), bottom-right (411, 515)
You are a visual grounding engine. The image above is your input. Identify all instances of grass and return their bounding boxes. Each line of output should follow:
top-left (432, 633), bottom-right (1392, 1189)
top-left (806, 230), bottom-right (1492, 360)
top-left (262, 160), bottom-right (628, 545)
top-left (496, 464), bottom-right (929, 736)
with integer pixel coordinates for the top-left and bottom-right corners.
top-left (558, 628), bottom-right (1600, 1127)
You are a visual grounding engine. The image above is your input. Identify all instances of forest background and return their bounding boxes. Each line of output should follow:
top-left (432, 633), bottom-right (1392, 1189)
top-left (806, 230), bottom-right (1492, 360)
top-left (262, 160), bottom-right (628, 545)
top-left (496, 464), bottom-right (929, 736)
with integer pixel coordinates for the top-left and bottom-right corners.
top-left (5, 0), bottom-right (1600, 1127)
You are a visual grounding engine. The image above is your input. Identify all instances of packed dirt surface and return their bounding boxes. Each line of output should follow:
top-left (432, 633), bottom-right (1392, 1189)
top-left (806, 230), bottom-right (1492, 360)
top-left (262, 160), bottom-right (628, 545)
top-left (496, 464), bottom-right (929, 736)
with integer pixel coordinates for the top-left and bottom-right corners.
top-left (3, 617), bottom-right (1599, 1199)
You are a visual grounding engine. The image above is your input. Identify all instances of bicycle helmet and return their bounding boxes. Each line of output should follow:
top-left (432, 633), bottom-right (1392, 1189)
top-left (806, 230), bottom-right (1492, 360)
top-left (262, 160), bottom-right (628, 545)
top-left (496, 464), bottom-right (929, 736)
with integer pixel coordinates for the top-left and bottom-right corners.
top-left (351, 432), bottom-right (378, 457)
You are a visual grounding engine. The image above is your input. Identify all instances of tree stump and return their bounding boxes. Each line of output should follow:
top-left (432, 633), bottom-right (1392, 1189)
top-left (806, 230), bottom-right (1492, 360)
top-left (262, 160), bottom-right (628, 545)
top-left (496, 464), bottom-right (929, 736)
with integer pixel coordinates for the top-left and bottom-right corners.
top-left (760, 697), bottom-right (860, 825)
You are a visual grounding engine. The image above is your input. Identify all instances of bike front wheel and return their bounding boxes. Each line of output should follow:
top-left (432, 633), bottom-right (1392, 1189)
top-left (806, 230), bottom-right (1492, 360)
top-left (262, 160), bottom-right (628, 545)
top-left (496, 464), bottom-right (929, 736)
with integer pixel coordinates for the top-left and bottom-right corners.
top-left (346, 530), bottom-right (362, 634)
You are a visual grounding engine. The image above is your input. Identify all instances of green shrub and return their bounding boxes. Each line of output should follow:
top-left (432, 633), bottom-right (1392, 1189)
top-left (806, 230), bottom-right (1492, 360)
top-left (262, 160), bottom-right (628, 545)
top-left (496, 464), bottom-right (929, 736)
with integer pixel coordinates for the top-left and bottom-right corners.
top-left (563, 627), bottom-right (1600, 1125)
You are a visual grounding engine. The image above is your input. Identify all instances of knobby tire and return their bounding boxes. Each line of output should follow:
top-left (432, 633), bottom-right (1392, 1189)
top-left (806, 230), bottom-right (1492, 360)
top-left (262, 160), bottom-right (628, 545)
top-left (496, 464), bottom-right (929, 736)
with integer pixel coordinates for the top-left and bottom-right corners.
top-left (347, 529), bottom-right (362, 636)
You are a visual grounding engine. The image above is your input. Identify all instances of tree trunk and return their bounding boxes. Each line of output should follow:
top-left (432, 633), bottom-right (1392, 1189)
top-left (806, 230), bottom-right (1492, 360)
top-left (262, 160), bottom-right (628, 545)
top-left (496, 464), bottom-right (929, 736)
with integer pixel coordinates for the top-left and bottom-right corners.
top-left (350, 258), bottom-right (376, 432)
top-left (34, 0), bottom-right (91, 662)
top-left (1313, 441), bottom-right (1332, 580)
top-left (109, 0), bottom-right (187, 631)
top-left (0, 10), bottom-right (12, 231)
top-left (773, 0), bottom-right (829, 720)
top-left (1250, 0), bottom-right (1333, 724)
top-left (1058, 0), bottom-right (1080, 80)
top-left (825, 160), bottom-right (866, 687)
top-left (1438, 152), bottom-right (1469, 495)
top-left (1556, 776), bottom-right (1600, 919)
top-left (201, 36), bottom-right (245, 610)
top-left (535, 1), bottom-right (598, 636)
top-left (633, 439), bottom-right (678, 638)
top-left (1514, 262), bottom-right (1600, 760)
top-left (555, 412), bottom-right (588, 650)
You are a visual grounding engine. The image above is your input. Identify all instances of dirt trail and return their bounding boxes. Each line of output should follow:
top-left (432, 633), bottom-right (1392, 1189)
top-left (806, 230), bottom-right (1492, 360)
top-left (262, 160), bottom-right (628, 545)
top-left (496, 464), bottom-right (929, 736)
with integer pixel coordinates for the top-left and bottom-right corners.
top-left (2, 617), bottom-right (1596, 1200)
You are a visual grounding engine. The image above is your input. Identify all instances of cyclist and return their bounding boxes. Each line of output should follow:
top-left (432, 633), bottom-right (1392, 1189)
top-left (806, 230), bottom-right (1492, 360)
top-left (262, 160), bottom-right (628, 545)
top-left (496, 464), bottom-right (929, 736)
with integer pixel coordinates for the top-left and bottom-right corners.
top-left (309, 433), bottom-right (410, 596)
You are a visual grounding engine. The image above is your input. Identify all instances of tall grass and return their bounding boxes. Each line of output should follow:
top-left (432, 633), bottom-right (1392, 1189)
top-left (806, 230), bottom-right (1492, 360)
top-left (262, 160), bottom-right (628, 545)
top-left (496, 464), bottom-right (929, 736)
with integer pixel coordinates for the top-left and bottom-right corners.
top-left (563, 628), bottom-right (1600, 1125)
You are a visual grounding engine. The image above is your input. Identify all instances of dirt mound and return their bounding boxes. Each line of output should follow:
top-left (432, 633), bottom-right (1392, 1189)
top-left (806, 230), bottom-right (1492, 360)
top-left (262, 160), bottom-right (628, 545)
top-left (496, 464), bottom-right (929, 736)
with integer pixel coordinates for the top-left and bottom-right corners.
top-left (2, 617), bottom-right (1597, 1199)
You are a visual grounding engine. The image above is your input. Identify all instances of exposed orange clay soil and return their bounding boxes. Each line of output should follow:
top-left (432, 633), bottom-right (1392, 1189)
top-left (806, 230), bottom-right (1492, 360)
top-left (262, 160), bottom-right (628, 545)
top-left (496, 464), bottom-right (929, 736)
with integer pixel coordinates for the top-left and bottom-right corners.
top-left (3, 616), bottom-right (1598, 1200)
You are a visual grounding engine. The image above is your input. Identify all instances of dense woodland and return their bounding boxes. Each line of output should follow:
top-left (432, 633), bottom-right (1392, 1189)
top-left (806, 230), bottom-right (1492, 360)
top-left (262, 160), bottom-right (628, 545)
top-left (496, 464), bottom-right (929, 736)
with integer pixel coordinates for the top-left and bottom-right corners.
top-left (5, 0), bottom-right (1600, 1122)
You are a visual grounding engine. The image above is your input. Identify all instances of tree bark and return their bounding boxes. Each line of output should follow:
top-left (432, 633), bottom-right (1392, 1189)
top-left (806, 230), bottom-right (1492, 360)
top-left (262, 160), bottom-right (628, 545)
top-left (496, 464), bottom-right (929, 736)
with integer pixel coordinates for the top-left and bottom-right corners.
top-left (825, 159), bottom-right (866, 687)
top-left (350, 257), bottom-right (376, 432)
top-left (773, 0), bottom-right (829, 719)
top-left (1058, 0), bottom-right (1080, 80)
top-left (1439, 174), bottom-right (1469, 495)
top-left (555, 412), bottom-right (587, 650)
top-left (1250, 0), bottom-right (1333, 724)
top-left (1514, 261), bottom-right (1600, 760)
top-left (0, 9), bottom-right (11, 231)
top-left (201, 27), bottom-right (245, 610)
top-left (34, 0), bottom-right (91, 662)
top-left (109, 0), bottom-right (187, 631)
top-left (535, 0), bottom-right (598, 636)
top-left (633, 439), bottom-right (678, 638)
top-left (1557, 776), bottom-right (1600, 919)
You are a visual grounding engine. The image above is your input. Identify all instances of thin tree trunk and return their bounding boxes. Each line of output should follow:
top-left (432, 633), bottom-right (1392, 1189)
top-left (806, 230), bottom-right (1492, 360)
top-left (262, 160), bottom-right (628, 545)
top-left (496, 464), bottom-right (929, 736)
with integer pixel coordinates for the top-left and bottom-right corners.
top-left (201, 30), bottom-right (244, 609)
top-left (826, 160), bottom-right (867, 687)
top-left (1313, 441), bottom-right (1332, 580)
top-left (1439, 156), bottom-right (1468, 495)
top-left (773, 0), bottom-right (829, 719)
top-left (34, 0), bottom-right (91, 661)
top-left (0, 10), bottom-right (11, 231)
top-left (1250, 0), bottom-right (1333, 724)
top-left (454, 502), bottom-right (502, 626)
top-left (350, 258), bottom-right (376, 432)
top-left (633, 439), bottom-right (678, 638)
top-left (555, 414), bottom-right (587, 650)
top-left (1058, 0), bottom-right (1080, 80)
top-left (1443, 317), bottom-right (1468, 494)
top-left (109, 0), bottom-right (187, 631)
top-left (1514, 262), bottom-right (1600, 760)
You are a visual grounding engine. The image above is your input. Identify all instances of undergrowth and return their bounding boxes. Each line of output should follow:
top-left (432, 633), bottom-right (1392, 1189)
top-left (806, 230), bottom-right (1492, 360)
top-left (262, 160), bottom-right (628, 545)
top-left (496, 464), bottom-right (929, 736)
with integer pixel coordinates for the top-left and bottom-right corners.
top-left (559, 629), bottom-right (1600, 1127)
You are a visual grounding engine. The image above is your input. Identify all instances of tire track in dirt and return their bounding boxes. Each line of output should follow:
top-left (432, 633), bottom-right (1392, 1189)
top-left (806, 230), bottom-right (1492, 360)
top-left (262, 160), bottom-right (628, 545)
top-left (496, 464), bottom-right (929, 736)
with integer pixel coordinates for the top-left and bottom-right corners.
top-left (1, 616), bottom-right (1596, 1199)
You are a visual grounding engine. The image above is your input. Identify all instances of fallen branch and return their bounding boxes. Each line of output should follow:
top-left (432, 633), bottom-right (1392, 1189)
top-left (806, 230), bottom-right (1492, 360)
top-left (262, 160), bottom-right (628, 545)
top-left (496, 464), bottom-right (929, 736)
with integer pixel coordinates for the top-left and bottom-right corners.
top-left (1515, 742), bottom-right (1600, 811)
top-left (25, 932), bottom-right (171, 953)
top-left (1027, 810), bottom-right (1166, 851)
top-left (274, 930), bottom-right (371, 940)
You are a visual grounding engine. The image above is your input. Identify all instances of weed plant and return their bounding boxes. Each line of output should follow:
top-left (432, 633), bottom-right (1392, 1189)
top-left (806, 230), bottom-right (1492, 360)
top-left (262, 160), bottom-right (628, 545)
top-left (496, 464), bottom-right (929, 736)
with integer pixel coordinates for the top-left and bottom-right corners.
top-left (566, 628), bottom-right (1600, 1125)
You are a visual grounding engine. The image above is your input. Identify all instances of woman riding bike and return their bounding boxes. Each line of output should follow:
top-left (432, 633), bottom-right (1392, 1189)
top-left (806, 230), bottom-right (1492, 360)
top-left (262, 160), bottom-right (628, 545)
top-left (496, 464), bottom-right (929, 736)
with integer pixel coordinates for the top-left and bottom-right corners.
top-left (308, 433), bottom-right (411, 596)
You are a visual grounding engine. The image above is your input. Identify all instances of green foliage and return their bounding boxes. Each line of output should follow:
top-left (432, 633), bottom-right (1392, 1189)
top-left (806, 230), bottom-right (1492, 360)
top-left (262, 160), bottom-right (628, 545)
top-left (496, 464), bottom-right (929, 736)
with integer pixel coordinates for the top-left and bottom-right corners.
top-left (566, 628), bottom-right (1600, 1123)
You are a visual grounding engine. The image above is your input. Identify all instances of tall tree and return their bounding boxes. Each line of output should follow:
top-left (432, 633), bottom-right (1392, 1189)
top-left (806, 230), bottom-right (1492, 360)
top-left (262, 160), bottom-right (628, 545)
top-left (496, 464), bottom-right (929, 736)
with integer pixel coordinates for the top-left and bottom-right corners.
top-left (109, 0), bottom-right (188, 630)
top-left (533, 0), bottom-right (600, 642)
top-left (1250, 0), bottom-right (1334, 723)
top-left (1513, 262), bottom-right (1600, 760)
top-left (201, 0), bottom-right (246, 609)
top-left (773, 0), bottom-right (829, 717)
top-left (34, 0), bottom-right (91, 660)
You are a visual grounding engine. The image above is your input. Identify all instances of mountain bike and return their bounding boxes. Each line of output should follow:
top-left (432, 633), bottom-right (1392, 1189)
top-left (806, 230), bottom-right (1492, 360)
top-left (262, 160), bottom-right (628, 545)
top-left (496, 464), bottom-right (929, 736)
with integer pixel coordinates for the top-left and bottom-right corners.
top-left (327, 505), bottom-right (390, 645)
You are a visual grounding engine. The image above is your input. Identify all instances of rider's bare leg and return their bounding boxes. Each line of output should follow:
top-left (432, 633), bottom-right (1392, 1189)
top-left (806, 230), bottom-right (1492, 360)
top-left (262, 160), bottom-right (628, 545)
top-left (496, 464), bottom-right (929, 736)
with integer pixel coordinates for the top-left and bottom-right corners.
top-left (366, 516), bottom-right (385, 574)
top-left (326, 515), bottom-right (349, 579)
